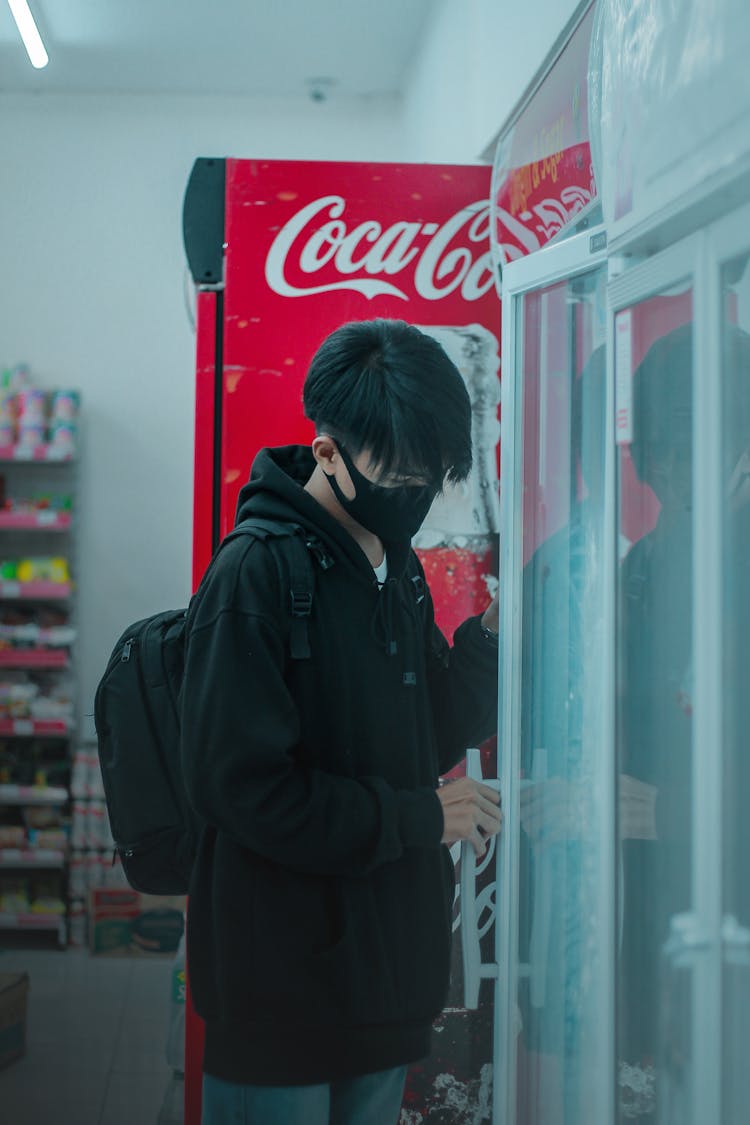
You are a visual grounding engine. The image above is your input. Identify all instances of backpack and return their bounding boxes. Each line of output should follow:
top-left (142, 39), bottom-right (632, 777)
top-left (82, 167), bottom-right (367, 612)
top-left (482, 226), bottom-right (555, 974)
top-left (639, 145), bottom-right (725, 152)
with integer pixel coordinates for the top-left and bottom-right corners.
top-left (94, 518), bottom-right (325, 896)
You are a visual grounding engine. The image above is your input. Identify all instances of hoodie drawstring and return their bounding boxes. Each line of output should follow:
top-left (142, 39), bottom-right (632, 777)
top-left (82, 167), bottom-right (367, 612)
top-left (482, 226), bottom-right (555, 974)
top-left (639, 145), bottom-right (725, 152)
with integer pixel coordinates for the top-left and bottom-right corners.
top-left (371, 578), bottom-right (398, 657)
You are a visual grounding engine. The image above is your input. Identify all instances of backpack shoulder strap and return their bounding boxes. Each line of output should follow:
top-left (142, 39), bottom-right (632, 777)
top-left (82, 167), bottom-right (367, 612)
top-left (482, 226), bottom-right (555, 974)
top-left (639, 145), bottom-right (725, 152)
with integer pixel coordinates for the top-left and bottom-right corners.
top-left (226, 518), bottom-right (325, 661)
top-left (280, 531), bottom-right (316, 661)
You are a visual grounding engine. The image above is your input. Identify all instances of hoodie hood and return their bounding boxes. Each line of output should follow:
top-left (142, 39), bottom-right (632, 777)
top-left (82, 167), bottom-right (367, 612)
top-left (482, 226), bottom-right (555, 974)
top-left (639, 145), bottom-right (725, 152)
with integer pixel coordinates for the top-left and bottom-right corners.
top-left (235, 445), bottom-right (413, 581)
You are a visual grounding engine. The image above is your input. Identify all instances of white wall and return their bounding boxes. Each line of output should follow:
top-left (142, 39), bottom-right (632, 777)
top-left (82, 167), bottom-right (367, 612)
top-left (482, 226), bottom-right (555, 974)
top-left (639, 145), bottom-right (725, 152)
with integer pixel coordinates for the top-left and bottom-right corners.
top-left (0, 92), bottom-right (408, 737)
top-left (402, 0), bottom-right (585, 162)
top-left (0, 2), bottom-right (583, 740)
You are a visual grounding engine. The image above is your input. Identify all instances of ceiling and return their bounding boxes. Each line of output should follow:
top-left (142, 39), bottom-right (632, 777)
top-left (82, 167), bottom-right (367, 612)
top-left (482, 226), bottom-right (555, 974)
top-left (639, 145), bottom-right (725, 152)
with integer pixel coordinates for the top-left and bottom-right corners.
top-left (0, 0), bottom-right (436, 98)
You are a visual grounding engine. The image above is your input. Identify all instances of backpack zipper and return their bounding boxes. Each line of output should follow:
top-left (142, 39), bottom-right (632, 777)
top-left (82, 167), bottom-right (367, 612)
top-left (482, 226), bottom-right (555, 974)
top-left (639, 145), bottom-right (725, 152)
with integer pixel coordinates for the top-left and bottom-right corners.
top-left (114, 826), bottom-right (180, 864)
top-left (304, 534), bottom-right (334, 570)
top-left (121, 638), bottom-right (135, 662)
top-left (112, 844), bottom-right (136, 866)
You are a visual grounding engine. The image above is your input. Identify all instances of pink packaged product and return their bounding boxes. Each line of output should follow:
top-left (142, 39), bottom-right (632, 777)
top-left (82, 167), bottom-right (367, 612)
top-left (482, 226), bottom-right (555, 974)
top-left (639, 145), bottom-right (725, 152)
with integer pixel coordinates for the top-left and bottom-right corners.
top-left (0, 371), bottom-right (80, 448)
top-left (49, 423), bottom-right (77, 452)
top-left (16, 390), bottom-right (47, 423)
top-left (50, 392), bottom-right (80, 423)
top-left (16, 424), bottom-right (46, 449)
top-left (0, 395), bottom-right (16, 447)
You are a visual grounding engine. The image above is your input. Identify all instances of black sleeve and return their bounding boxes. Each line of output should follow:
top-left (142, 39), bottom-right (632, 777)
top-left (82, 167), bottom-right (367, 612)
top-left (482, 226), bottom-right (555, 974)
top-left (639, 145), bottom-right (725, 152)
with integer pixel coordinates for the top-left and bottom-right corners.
top-left (180, 538), bottom-right (444, 877)
top-left (417, 562), bottom-right (499, 775)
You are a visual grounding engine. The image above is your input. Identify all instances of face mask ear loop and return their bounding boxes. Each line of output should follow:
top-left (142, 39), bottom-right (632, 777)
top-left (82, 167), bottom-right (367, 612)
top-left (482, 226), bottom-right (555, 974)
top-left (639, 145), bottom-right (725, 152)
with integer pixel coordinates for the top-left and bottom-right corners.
top-left (324, 443), bottom-right (355, 509)
top-left (334, 442), bottom-right (356, 482)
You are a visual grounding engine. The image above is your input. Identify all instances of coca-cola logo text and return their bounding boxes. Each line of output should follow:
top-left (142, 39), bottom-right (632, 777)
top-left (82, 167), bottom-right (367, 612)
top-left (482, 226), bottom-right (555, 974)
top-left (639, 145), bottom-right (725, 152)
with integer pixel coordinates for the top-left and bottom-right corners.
top-left (264, 195), bottom-right (495, 302)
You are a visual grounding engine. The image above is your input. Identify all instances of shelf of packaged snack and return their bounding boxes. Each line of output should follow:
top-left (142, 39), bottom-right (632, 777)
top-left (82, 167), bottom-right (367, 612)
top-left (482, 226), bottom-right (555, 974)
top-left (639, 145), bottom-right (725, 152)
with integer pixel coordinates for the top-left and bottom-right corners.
top-left (0, 649), bottom-right (70, 669)
top-left (0, 848), bottom-right (66, 869)
top-left (0, 719), bottom-right (72, 738)
top-left (0, 445), bottom-right (76, 464)
top-left (0, 626), bottom-right (75, 647)
top-left (0, 911), bottom-right (66, 935)
top-left (0, 784), bottom-right (68, 805)
top-left (0, 581), bottom-right (72, 600)
top-left (0, 512), bottom-right (72, 531)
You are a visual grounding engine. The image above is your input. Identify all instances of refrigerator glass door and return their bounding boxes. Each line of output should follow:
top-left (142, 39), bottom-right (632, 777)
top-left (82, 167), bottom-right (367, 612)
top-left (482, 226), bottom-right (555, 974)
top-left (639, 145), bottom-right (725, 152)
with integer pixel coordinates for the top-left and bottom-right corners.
top-left (497, 230), bottom-right (612, 1125)
top-left (717, 228), bottom-right (750, 1124)
top-left (609, 236), bottom-right (718, 1125)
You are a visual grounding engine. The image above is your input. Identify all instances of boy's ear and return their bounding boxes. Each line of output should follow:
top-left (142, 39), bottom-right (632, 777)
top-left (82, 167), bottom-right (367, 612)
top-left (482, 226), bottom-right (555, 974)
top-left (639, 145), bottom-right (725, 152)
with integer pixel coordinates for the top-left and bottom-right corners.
top-left (311, 434), bottom-right (339, 475)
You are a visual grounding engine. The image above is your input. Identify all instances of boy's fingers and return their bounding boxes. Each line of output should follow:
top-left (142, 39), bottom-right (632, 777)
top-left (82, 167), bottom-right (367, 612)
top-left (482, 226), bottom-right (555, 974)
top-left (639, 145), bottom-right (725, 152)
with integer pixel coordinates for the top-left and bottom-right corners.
top-left (478, 810), bottom-right (502, 836)
top-left (479, 792), bottom-right (501, 819)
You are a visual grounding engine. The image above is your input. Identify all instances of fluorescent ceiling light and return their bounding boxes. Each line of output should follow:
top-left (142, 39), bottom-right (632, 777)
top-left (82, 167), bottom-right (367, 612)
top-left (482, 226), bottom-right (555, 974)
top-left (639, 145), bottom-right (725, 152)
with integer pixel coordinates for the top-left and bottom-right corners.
top-left (7, 0), bottom-right (48, 69)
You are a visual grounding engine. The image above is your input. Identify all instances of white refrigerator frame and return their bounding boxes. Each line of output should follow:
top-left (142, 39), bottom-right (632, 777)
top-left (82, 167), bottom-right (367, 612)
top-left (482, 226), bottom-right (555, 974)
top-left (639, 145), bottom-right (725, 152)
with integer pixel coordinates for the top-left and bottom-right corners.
top-left (494, 226), bottom-right (613, 1125)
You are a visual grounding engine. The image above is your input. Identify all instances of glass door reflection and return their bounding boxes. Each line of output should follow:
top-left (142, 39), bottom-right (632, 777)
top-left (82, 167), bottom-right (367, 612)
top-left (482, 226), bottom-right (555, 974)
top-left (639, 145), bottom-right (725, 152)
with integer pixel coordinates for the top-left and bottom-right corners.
top-left (615, 290), bottom-right (694, 1123)
top-left (720, 252), bottom-right (750, 1125)
top-left (516, 265), bottom-right (608, 1125)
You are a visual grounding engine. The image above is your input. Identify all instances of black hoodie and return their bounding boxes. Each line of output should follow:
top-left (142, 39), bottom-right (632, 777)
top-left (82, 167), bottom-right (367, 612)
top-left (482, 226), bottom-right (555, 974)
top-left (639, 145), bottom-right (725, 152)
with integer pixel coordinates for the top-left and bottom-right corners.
top-left (180, 446), bottom-right (499, 1086)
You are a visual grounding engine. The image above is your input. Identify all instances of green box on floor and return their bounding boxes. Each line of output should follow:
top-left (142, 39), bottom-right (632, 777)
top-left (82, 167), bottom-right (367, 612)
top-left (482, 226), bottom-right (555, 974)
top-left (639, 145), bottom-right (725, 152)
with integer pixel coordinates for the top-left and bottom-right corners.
top-left (0, 972), bottom-right (29, 1070)
top-left (89, 889), bottom-right (185, 957)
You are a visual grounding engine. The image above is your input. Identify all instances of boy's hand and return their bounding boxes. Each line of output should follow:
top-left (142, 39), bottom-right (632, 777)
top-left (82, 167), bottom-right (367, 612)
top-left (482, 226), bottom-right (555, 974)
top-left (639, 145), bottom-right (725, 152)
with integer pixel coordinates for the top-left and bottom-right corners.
top-left (437, 776), bottom-right (502, 857)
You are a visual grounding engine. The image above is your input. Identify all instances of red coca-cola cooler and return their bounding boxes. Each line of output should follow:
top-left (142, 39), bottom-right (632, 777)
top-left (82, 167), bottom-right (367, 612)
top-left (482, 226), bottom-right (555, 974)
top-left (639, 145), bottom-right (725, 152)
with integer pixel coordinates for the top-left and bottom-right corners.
top-left (182, 156), bottom-right (503, 1124)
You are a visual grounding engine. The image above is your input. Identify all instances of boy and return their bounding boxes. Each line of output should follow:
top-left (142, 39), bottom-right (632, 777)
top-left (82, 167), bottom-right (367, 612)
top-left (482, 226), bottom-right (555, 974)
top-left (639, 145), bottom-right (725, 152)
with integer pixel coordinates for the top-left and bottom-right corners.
top-left (181, 318), bottom-right (502, 1125)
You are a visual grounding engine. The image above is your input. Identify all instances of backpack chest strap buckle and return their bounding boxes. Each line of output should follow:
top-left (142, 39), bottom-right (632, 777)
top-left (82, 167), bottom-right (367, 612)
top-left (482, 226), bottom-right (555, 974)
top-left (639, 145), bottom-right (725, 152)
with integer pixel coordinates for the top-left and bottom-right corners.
top-left (291, 590), bottom-right (313, 618)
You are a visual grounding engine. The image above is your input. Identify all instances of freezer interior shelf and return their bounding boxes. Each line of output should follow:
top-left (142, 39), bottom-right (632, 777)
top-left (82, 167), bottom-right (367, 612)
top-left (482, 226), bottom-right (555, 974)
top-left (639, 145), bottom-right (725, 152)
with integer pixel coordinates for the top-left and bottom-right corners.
top-left (0, 784), bottom-right (68, 805)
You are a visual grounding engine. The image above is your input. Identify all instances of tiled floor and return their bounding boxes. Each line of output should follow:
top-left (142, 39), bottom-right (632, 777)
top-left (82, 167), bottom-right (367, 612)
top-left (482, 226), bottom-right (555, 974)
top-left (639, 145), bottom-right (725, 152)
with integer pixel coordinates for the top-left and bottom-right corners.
top-left (0, 945), bottom-right (181, 1125)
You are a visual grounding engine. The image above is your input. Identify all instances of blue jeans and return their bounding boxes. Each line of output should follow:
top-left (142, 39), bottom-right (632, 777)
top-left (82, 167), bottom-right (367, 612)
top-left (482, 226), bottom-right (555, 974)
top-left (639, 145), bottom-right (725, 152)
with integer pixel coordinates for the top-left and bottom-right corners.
top-left (202, 1066), bottom-right (407, 1125)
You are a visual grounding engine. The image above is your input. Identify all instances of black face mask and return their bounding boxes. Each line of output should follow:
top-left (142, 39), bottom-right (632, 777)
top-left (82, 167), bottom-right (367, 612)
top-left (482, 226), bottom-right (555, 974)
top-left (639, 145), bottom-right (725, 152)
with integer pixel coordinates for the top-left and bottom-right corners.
top-left (325, 444), bottom-right (437, 542)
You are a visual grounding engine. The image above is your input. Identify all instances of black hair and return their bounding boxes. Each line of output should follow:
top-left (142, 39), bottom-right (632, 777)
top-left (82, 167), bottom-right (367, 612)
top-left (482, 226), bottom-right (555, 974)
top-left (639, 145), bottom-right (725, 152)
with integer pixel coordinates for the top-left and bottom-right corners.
top-left (302, 319), bottom-right (472, 487)
top-left (630, 324), bottom-right (693, 487)
top-left (630, 322), bottom-right (750, 497)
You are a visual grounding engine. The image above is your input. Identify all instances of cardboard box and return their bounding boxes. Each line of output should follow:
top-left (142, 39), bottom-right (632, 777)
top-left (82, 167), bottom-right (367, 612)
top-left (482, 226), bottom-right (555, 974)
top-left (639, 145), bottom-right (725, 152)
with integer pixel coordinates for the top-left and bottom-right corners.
top-left (0, 972), bottom-right (29, 1070)
top-left (89, 889), bottom-right (185, 957)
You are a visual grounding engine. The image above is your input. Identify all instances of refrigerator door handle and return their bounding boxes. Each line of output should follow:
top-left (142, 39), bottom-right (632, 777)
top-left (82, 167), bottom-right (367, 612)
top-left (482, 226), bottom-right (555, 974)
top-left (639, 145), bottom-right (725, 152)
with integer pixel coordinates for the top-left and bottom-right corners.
top-left (722, 914), bottom-right (750, 967)
top-left (461, 746), bottom-right (501, 1009)
top-left (663, 911), bottom-right (712, 969)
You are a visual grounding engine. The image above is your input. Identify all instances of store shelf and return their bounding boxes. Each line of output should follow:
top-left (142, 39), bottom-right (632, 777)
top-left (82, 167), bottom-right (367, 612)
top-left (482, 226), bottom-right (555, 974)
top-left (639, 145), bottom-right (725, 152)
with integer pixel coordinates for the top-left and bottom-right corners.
top-left (0, 849), bottom-right (66, 869)
top-left (0, 719), bottom-right (72, 738)
top-left (38, 628), bottom-right (75, 647)
top-left (0, 445), bottom-right (76, 464)
top-left (0, 512), bottom-right (71, 531)
top-left (0, 650), bottom-right (69, 669)
top-left (0, 628), bottom-right (76, 649)
top-left (0, 393), bottom-right (79, 951)
top-left (0, 581), bottom-right (72, 600)
top-left (0, 912), bottom-right (66, 938)
top-left (0, 784), bottom-right (68, 805)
